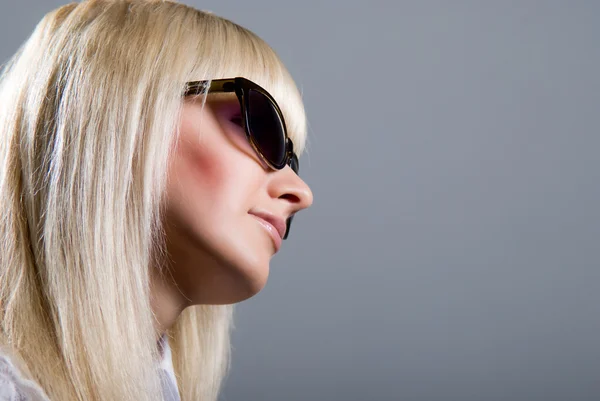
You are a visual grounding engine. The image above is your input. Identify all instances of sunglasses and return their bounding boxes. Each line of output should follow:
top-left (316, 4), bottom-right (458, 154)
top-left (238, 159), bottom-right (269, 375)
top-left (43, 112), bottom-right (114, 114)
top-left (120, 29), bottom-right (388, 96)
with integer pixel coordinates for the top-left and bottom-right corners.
top-left (184, 77), bottom-right (299, 239)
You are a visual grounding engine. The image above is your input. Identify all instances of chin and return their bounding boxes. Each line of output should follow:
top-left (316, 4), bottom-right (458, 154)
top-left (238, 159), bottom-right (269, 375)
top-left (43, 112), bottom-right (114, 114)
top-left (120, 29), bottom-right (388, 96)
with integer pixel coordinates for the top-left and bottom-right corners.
top-left (187, 252), bottom-right (272, 305)
top-left (213, 231), bottom-right (274, 304)
top-left (169, 221), bottom-right (276, 305)
top-left (223, 260), bottom-right (271, 304)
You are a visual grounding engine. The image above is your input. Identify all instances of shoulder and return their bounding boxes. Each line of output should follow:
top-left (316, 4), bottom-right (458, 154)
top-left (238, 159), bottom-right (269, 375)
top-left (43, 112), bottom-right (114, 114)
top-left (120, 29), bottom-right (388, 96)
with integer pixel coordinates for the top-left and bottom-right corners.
top-left (0, 353), bottom-right (50, 401)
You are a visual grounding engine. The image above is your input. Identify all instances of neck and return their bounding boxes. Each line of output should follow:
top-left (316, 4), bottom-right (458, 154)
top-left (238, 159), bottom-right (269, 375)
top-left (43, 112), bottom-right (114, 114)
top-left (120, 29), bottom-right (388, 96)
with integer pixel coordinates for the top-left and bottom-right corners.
top-left (150, 267), bottom-right (188, 340)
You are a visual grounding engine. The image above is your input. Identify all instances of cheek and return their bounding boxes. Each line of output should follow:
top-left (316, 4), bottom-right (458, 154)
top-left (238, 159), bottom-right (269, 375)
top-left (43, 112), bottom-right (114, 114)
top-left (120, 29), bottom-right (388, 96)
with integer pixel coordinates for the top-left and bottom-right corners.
top-left (187, 140), bottom-right (228, 192)
top-left (169, 114), bottom-right (259, 220)
top-left (174, 109), bottom-right (231, 198)
top-left (169, 140), bottom-right (234, 227)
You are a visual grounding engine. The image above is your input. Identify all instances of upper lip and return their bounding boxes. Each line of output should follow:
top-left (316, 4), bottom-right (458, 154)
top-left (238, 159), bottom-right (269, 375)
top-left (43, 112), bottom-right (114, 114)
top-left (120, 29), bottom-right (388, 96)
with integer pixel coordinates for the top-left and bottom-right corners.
top-left (248, 210), bottom-right (287, 240)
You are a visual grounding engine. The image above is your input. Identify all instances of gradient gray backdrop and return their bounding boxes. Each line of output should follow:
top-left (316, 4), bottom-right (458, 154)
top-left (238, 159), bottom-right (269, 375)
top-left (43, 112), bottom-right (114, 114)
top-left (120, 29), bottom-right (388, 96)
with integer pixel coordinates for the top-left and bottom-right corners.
top-left (1, 1), bottom-right (599, 400)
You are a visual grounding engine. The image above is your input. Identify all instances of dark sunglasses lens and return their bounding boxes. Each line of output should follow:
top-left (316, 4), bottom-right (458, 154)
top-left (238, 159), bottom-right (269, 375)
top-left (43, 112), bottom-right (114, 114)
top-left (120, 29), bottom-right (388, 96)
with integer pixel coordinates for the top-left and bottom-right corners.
top-left (247, 89), bottom-right (286, 168)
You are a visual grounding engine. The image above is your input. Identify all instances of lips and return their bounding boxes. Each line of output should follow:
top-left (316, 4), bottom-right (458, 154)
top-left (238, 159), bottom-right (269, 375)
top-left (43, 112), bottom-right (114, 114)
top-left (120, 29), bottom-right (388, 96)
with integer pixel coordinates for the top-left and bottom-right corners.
top-left (248, 211), bottom-right (287, 240)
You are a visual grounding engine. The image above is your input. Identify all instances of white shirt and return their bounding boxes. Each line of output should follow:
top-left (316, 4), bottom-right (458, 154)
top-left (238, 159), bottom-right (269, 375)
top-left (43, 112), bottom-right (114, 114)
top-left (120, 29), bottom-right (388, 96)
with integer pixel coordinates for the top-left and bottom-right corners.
top-left (0, 338), bottom-right (180, 401)
top-left (158, 335), bottom-right (181, 401)
top-left (0, 353), bottom-right (49, 401)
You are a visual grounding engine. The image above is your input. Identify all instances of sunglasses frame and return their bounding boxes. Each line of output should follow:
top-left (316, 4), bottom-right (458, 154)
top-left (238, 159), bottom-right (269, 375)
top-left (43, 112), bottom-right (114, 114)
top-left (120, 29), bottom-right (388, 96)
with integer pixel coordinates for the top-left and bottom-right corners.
top-left (183, 77), bottom-right (298, 239)
top-left (184, 77), bottom-right (299, 174)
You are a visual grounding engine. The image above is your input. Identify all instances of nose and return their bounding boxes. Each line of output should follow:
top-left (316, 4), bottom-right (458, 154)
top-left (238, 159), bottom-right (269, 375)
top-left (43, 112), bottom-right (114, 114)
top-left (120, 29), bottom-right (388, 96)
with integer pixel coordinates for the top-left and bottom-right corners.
top-left (269, 166), bottom-right (314, 215)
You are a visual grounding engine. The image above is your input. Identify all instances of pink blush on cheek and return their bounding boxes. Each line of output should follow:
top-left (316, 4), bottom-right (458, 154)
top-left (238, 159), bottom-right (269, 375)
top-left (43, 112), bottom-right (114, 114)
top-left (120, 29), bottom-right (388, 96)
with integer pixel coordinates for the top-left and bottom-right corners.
top-left (174, 108), bottom-right (230, 192)
top-left (178, 140), bottom-right (227, 193)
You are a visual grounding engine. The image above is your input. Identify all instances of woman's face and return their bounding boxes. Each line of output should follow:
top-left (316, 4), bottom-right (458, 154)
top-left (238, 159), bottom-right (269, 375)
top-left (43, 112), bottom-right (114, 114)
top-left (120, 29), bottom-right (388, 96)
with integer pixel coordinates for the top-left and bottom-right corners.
top-left (162, 92), bottom-right (313, 305)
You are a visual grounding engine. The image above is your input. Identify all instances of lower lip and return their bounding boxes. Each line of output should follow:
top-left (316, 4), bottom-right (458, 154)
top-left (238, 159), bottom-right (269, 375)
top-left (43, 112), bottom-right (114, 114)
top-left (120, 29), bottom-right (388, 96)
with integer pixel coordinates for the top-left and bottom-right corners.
top-left (250, 215), bottom-right (282, 252)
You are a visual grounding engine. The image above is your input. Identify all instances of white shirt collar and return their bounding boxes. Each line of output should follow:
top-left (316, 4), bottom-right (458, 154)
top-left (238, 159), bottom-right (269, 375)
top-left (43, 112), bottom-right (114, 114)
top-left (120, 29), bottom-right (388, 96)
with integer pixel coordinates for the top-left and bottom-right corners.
top-left (158, 334), bottom-right (180, 399)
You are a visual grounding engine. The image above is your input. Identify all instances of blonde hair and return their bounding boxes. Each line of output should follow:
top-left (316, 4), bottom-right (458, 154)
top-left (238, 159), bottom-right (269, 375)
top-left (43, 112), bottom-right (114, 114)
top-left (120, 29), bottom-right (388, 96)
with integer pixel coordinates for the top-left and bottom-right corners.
top-left (0, 1), bottom-right (307, 400)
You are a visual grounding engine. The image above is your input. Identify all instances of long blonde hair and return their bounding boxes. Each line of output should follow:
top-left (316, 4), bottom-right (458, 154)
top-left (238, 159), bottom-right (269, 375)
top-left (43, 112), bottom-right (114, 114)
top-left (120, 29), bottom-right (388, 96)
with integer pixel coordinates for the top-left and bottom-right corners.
top-left (0, 1), bottom-right (307, 400)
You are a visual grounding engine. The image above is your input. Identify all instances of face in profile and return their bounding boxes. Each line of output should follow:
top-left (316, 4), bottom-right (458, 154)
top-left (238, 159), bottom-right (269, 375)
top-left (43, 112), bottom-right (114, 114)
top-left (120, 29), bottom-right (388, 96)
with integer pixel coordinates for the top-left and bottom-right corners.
top-left (162, 91), bottom-right (313, 305)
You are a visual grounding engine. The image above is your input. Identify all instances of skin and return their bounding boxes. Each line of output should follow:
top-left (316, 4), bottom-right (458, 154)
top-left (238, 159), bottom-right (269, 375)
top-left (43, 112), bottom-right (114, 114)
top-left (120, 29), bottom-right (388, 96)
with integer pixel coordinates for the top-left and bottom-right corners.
top-left (151, 92), bottom-right (313, 335)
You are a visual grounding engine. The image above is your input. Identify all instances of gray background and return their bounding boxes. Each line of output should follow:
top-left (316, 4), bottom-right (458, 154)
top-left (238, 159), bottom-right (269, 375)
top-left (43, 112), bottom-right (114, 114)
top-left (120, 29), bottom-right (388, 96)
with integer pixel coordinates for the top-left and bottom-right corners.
top-left (1, 1), bottom-right (599, 400)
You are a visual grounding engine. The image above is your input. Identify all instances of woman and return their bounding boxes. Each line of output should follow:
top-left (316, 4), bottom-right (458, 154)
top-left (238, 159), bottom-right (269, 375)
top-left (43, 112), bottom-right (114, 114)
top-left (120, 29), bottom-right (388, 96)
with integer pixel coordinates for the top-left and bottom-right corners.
top-left (0, 0), bottom-right (313, 400)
